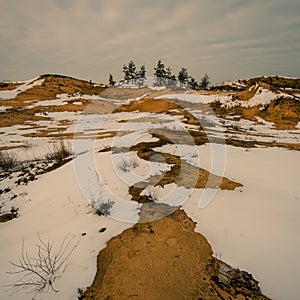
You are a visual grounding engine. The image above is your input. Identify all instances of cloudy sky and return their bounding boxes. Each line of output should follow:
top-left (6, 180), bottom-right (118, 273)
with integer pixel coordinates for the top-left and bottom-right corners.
top-left (0, 0), bottom-right (299, 84)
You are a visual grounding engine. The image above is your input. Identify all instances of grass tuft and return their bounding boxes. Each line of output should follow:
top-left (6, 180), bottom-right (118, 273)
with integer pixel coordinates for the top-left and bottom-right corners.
top-left (0, 151), bottom-right (18, 171)
top-left (46, 139), bottom-right (72, 166)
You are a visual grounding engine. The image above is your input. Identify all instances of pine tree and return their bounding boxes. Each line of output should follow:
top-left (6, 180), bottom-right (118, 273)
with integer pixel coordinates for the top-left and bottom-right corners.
top-left (122, 61), bottom-right (137, 83)
top-left (200, 73), bottom-right (210, 90)
top-left (136, 65), bottom-right (146, 86)
top-left (122, 65), bottom-right (130, 82)
top-left (128, 60), bottom-right (136, 83)
top-left (188, 76), bottom-right (199, 90)
top-left (178, 67), bottom-right (189, 87)
top-left (139, 65), bottom-right (146, 78)
top-left (108, 74), bottom-right (116, 86)
top-left (166, 67), bottom-right (176, 86)
top-left (154, 59), bottom-right (167, 86)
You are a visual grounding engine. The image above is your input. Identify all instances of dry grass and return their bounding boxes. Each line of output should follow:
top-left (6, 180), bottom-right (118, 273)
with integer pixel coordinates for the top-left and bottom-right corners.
top-left (115, 97), bottom-right (180, 113)
top-left (0, 151), bottom-right (18, 170)
top-left (21, 128), bottom-right (68, 138)
top-left (13, 74), bottom-right (105, 102)
top-left (0, 145), bottom-right (26, 151)
top-left (0, 101), bottom-right (91, 128)
top-left (231, 85), bottom-right (259, 102)
top-left (0, 74), bottom-right (106, 128)
top-left (247, 76), bottom-right (300, 90)
top-left (259, 97), bottom-right (300, 129)
top-left (211, 97), bottom-right (300, 130)
top-left (45, 138), bottom-right (72, 165)
top-left (84, 99), bottom-right (118, 114)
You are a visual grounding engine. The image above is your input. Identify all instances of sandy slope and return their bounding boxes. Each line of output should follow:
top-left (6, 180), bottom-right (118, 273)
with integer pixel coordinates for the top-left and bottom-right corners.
top-left (80, 209), bottom-right (269, 300)
top-left (1, 74), bottom-right (300, 300)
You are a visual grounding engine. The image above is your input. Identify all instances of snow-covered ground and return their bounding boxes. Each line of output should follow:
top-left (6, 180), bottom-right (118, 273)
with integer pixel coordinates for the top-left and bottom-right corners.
top-left (1, 143), bottom-right (299, 299)
top-left (156, 92), bottom-right (231, 104)
top-left (183, 145), bottom-right (300, 300)
top-left (0, 157), bottom-right (134, 300)
top-left (1, 82), bottom-right (300, 299)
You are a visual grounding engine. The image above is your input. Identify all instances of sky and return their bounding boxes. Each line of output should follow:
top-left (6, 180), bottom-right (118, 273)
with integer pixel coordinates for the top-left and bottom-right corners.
top-left (0, 0), bottom-right (299, 84)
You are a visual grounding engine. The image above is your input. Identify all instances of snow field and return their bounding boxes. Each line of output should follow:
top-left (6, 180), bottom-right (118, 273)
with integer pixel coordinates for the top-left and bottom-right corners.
top-left (183, 145), bottom-right (300, 300)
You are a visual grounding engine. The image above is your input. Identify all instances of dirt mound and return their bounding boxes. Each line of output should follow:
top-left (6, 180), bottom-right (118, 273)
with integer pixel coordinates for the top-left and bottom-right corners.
top-left (80, 209), bottom-right (269, 300)
top-left (0, 74), bottom-right (105, 108)
top-left (0, 74), bottom-right (109, 128)
top-left (246, 76), bottom-right (300, 90)
top-left (15, 74), bottom-right (104, 102)
top-left (259, 97), bottom-right (300, 129)
top-left (214, 76), bottom-right (300, 92)
top-left (211, 97), bottom-right (300, 130)
top-left (115, 97), bottom-right (179, 113)
top-left (231, 84), bottom-right (259, 102)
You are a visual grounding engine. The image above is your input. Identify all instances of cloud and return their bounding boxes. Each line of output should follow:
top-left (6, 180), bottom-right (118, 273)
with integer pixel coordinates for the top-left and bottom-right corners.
top-left (0, 0), bottom-right (299, 83)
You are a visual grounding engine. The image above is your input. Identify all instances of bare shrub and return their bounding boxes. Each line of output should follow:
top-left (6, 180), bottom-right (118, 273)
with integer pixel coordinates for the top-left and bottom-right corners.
top-left (46, 139), bottom-right (72, 165)
top-left (94, 200), bottom-right (115, 216)
top-left (148, 186), bottom-right (160, 202)
top-left (5, 234), bottom-right (79, 298)
top-left (0, 151), bottom-right (17, 171)
top-left (118, 158), bottom-right (131, 172)
top-left (118, 157), bottom-right (139, 173)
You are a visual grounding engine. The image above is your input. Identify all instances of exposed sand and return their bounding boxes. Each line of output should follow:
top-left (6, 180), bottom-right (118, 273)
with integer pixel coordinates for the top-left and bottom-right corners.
top-left (80, 209), bottom-right (269, 300)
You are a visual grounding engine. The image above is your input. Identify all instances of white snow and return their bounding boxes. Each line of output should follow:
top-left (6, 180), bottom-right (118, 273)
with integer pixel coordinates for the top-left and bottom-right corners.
top-left (154, 142), bottom-right (227, 177)
top-left (142, 184), bottom-right (192, 207)
top-left (156, 93), bottom-right (211, 104)
top-left (0, 154), bottom-right (137, 300)
top-left (216, 79), bottom-right (248, 88)
top-left (156, 92), bottom-right (233, 106)
top-left (219, 86), bottom-right (288, 109)
top-left (1, 84), bottom-right (300, 300)
top-left (183, 145), bottom-right (300, 300)
top-left (247, 87), bottom-right (281, 107)
top-left (0, 106), bottom-right (12, 112)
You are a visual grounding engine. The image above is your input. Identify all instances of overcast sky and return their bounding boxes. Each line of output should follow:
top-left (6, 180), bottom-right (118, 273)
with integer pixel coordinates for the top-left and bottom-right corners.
top-left (0, 0), bottom-right (299, 84)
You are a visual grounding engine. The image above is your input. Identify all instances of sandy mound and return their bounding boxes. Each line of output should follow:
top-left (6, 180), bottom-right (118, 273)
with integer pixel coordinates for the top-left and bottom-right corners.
top-left (211, 97), bottom-right (300, 130)
top-left (115, 97), bottom-right (179, 113)
top-left (13, 74), bottom-right (105, 102)
top-left (80, 209), bottom-right (269, 300)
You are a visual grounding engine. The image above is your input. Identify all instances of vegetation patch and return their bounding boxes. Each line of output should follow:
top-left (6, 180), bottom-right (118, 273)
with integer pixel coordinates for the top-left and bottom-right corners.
top-left (210, 97), bottom-right (300, 130)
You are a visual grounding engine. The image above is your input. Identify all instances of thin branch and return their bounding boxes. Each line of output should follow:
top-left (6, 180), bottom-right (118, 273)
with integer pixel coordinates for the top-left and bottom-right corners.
top-left (5, 233), bottom-right (80, 297)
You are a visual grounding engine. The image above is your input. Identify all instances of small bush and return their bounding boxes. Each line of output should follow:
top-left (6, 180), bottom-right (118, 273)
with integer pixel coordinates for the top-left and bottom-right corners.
top-left (118, 158), bottom-right (139, 173)
top-left (0, 151), bottom-right (17, 171)
top-left (95, 200), bottom-right (115, 216)
top-left (5, 234), bottom-right (79, 297)
top-left (46, 139), bottom-right (72, 165)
